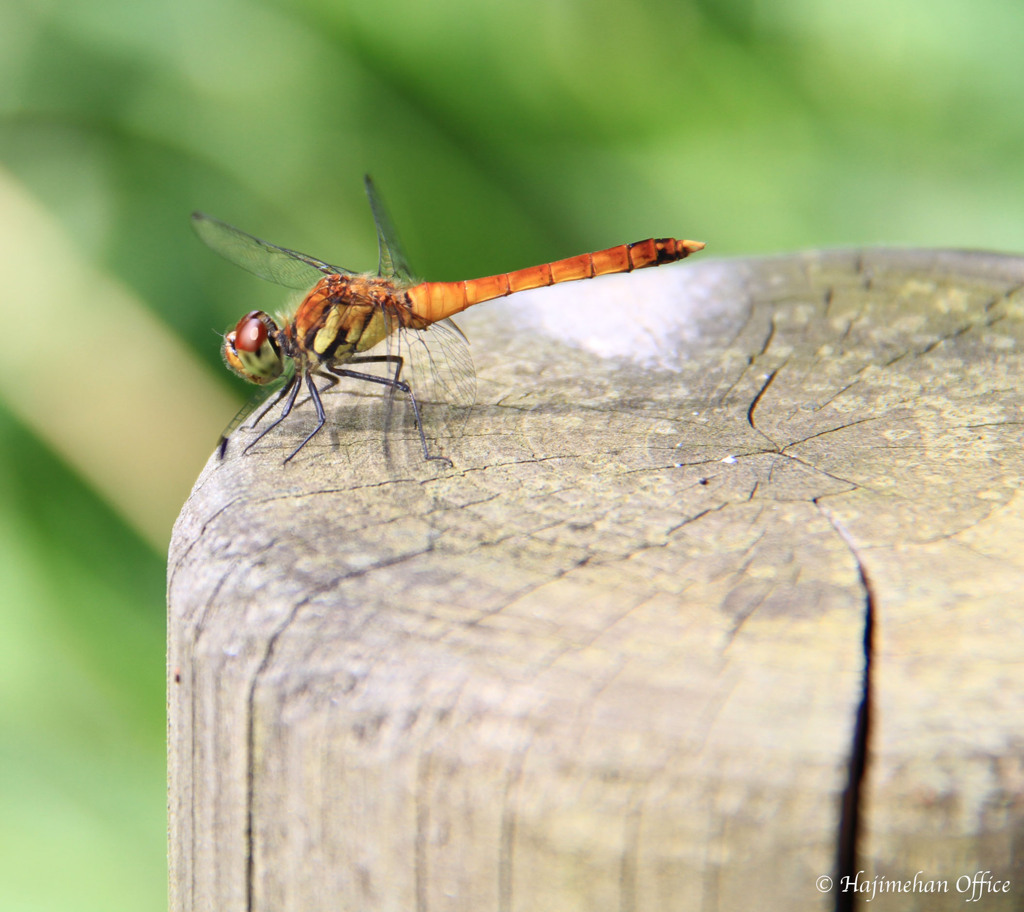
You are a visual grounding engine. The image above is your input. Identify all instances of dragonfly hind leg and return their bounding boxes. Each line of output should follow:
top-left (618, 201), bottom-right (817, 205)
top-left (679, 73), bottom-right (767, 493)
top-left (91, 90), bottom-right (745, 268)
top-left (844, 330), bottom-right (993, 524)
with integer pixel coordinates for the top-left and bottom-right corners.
top-left (343, 353), bottom-right (408, 413)
top-left (345, 353), bottom-right (405, 383)
top-left (325, 360), bottom-right (452, 467)
top-left (313, 355), bottom-right (403, 399)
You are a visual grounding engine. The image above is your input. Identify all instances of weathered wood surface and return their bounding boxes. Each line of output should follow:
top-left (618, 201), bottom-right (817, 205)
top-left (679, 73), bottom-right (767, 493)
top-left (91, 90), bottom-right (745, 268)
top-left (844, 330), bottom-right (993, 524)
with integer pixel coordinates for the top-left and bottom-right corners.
top-left (168, 249), bottom-right (1024, 912)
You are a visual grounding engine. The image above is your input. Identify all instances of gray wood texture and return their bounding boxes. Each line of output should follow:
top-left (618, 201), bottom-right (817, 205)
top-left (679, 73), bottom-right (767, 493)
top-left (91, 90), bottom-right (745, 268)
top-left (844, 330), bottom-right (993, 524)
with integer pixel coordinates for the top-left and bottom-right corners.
top-left (168, 249), bottom-right (1024, 911)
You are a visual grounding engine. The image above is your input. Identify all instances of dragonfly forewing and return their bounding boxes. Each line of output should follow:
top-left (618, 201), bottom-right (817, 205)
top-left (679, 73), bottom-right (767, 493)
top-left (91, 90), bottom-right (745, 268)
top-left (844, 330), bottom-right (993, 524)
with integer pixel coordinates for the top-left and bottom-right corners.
top-left (191, 212), bottom-right (352, 290)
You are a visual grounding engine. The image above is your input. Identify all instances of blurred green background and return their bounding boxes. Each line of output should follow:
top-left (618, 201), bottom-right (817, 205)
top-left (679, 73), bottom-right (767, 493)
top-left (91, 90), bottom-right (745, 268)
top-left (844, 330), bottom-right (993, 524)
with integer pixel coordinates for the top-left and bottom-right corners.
top-left (1, 0), bottom-right (1023, 908)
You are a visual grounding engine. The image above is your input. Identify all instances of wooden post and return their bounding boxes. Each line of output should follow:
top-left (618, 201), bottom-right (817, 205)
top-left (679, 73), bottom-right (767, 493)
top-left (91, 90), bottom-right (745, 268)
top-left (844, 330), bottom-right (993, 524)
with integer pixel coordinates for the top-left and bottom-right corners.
top-left (168, 250), bottom-right (1024, 911)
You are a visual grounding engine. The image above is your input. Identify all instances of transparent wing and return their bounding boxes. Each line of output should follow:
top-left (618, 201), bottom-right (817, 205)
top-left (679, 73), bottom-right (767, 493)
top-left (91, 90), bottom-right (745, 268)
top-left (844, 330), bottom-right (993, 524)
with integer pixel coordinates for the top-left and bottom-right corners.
top-left (326, 309), bottom-right (476, 462)
top-left (192, 212), bottom-right (352, 290)
top-left (394, 316), bottom-right (476, 415)
top-left (384, 315), bottom-right (475, 460)
top-left (364, 175), bottom-right (417, 282)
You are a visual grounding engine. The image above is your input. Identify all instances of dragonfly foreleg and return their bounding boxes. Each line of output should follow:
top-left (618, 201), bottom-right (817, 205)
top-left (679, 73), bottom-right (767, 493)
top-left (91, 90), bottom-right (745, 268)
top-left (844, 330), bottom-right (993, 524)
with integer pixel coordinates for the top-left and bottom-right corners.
top-left (249, 377), bottom-right (299, 430)
top-left (241, 373), bottom-right (301, 456)
top-left (217, 376), bottom-right (296, 459)
top-left (326, 364), bottom-right (451, 466)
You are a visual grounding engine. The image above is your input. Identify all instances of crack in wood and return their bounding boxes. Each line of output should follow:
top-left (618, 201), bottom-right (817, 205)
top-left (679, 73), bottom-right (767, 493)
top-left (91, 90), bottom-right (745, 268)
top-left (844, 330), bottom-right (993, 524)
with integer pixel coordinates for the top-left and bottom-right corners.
top-left (756, 317), bottom-right (777, 358)
top-left (746, 368), bottom-right (779, 433)
top-left (814, 502), bottom-right (875, 912)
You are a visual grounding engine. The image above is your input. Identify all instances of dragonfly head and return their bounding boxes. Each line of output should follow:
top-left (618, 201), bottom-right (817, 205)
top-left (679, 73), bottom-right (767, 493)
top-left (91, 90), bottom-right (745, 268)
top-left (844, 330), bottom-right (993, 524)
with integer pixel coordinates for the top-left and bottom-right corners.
top-left (223, 311), bottom-right (285, 384)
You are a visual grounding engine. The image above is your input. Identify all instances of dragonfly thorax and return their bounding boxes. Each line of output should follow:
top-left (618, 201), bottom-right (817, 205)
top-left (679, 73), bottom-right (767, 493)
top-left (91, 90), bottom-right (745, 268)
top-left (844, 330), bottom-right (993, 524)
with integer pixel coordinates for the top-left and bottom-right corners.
top-left (223, 310), bottom-right (285, 385)
top-left (288, 274), bottom-right (402, 368)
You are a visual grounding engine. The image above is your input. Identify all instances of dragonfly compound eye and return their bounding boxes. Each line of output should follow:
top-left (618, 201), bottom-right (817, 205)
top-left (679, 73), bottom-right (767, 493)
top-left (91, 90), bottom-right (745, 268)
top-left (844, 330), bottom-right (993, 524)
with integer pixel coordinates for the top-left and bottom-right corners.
top-left (235, 314), bottom-right (268, 352)
top-left (222, 311), bottom-right (284, 384)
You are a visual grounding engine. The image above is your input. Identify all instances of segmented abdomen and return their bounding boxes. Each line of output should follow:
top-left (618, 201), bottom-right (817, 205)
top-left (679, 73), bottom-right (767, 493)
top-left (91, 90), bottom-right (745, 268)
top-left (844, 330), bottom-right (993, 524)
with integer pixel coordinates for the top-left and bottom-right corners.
top-left (405, 237), bottom-right (705, 324)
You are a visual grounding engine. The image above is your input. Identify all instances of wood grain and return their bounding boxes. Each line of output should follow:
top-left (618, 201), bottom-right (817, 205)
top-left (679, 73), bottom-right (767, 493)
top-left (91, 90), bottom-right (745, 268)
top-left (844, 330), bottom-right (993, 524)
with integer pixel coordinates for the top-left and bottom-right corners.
top-left (168, 249), bottom-right (1024, 911)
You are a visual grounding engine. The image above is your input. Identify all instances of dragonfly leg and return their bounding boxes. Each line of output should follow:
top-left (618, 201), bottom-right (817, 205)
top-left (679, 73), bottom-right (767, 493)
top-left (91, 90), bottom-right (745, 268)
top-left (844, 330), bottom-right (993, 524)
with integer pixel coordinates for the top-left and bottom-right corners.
top-left (345, 353), bottom-right (406, 401)
top-left (248, 380), bottom-right (297, 430)
top-left (242, 373), bottom-right (301, 455)
top-left (313, 370), bottom-right (341, 396)
top-left (310, 358), bottom-right (403, 402)
top-left (346, 353), bottom-right (404, 379)
top-left (218, 377), bottom-right (296, 459)
top-left (283, 372), bottom-right (329, 463)
top-left (344, 354), bottom-right (406, 417)
top-left (326, 364), bottom-right (451, 467)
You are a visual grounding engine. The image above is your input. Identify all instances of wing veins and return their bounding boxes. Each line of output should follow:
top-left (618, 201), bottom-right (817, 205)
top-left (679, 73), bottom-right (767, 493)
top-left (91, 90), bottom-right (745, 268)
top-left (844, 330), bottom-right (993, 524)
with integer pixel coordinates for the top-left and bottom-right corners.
top-left (191, 212), bottom-right (352, 289)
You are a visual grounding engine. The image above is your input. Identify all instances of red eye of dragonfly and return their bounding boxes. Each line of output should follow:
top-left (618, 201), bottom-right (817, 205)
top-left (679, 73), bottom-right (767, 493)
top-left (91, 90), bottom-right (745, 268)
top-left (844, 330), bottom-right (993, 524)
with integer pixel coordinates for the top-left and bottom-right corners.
top-left (235, 315), bottom-right (267, 352)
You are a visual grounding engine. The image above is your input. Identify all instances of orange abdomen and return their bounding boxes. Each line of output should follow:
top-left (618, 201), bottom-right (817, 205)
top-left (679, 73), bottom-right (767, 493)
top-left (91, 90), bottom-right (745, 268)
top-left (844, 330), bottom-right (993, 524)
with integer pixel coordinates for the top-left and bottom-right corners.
top-left (406, 237), bottom-right (705, 324)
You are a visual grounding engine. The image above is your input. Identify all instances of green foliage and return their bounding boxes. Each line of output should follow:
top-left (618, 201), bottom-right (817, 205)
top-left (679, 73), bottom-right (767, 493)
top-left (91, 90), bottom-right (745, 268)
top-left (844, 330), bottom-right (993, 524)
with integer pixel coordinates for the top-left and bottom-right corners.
top-left (0, 404), bottom-right (165, 912)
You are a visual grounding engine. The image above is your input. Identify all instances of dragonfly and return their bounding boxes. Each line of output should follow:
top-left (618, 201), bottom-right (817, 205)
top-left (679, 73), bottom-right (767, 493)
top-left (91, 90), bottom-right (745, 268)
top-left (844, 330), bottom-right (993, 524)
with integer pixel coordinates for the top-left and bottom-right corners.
top-left (193, 177), bottom-right (706, 465)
